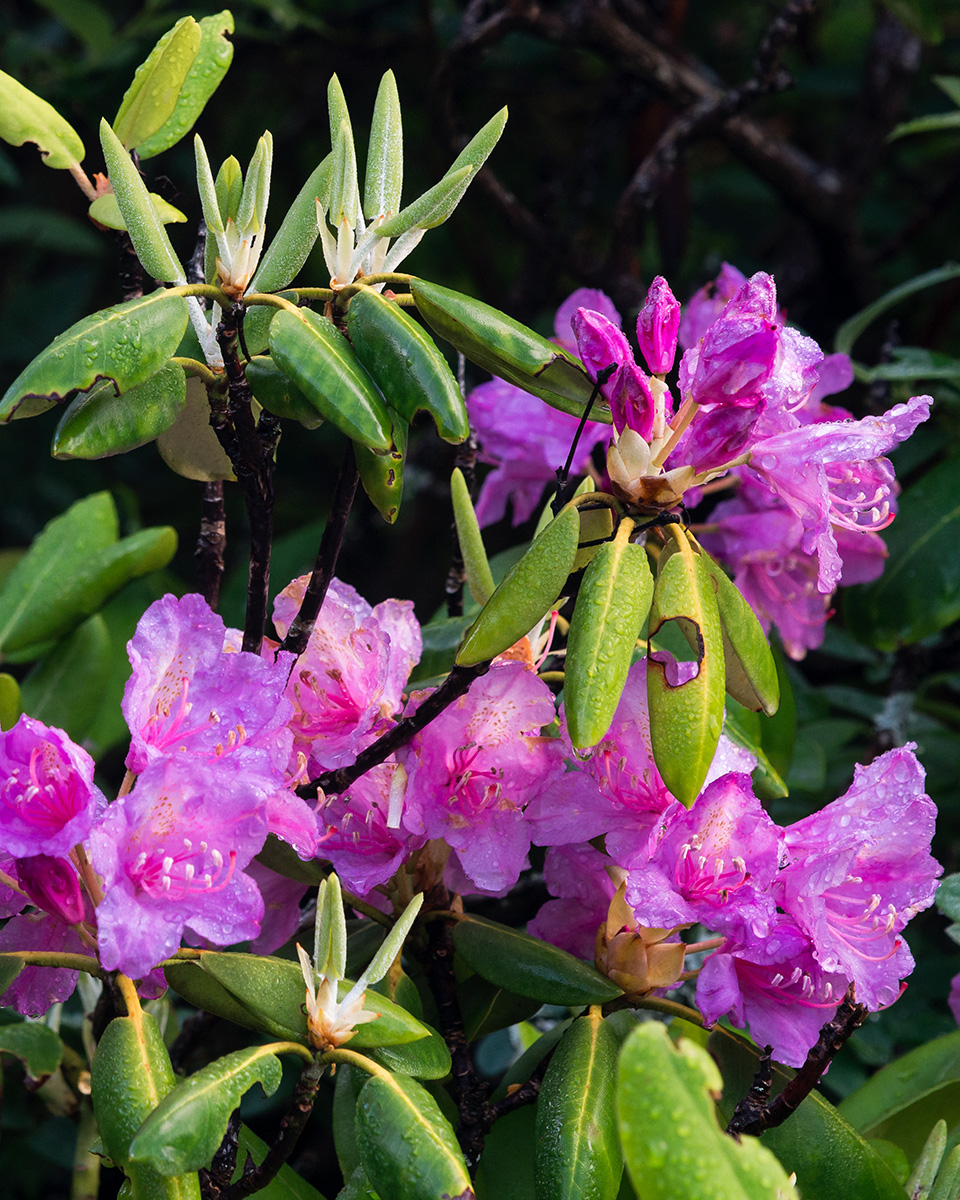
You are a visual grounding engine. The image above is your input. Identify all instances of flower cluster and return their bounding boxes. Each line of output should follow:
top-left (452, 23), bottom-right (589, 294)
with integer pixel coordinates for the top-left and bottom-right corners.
top-left (468, 267), bottom-right (930, 657)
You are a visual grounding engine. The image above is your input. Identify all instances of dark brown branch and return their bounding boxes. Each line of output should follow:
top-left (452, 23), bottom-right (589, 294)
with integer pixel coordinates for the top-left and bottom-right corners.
top-left (445, 356), bottom-right (475, 619)
top-left (199, 1109), bottom-right (241, 1197)
top-left (726, 986), bottom-right (868, 1137)
top-left (303, 661), bottom-right (492, 796)
top-left (279, 445), bottom-right (359, 660)
top-left (195, 481), bottom-right (226, 611)
top-left (488, 1053), bottom-right (551, 1122)
top-left (221, 1059), bottom-right (324, 1200)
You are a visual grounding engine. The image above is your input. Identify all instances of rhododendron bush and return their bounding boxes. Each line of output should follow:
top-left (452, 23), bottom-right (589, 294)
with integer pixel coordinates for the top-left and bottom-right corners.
top-left (3, 8), bottom-right (960, 1200)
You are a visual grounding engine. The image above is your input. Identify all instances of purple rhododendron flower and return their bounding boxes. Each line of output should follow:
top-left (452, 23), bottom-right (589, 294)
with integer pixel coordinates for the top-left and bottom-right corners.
top-left (696, 916), bottom-right (850, 1068)
top-left (246, 860), bottom-right (308, 955)
top-left (528, 844), bottom-right (617, 960)
top-left (624, 774), bottom-right (783, 940)
top-left (572, 307), bottom-right (658, 439)
top-left (0, 715), bottom-right (103, 858)
top-left (0, 908), bottom-right (92, 1017)
top-left (16, 854), bottom-right (84, 925)
top-left (775, 744), bottom-right (940, 1009)
top-left (637, 276), bottom-right (681, 375)
top-left (319, 762), bottom-right (426, 896)
top-left (468, 288), bottom-right (616, 526)
top-left (90, 754), bottom-right (271, 979)
top-left (398, 662), bottom-right (556, 893)
top-left (124, 593), bottom-right (295, 775)
top-left (273, 577), bottom-right (421, 774)
top-left (678, 263), bottom-right (748, 349)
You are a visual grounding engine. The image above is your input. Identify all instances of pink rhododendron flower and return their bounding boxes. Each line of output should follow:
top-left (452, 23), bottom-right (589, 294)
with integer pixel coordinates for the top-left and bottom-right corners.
top-left (90, 755), bottom-right (272, 979)
top-left (246, 861), bottom-right (308, 956)
top-left (696, 915), bottom-right (850, 1068)
top-left (398, 662), bottom-right (556, 893)
top-left (16, 854), bottom-right (84, 925)
top-left (528, 844), bottom-right (618, 960)
top-left (467, 288), bottom-right (617, 526)
top-left (0, 715), bottom-right (103, 858)
top-left (273, 577), bottom-right (421, 774)
top-left (775, 744), bottom-right (940, 1009)
top-left (123, 593), bottom-right (295, 775)
top-left (572, 307), bottom-right (660, 439)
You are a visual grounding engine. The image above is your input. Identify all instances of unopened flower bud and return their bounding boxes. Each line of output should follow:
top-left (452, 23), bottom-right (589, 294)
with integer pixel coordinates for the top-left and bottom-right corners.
top-left (637, 277), bottom-right (680, 375)
top-left (17, 854), bottom-right (84, 925)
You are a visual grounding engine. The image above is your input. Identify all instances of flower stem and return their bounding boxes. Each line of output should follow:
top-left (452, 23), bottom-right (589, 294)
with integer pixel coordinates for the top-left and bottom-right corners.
top-left (651, 394), bottom-right (699, 468)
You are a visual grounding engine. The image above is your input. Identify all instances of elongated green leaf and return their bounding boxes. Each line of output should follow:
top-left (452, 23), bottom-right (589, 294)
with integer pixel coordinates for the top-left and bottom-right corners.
top-left (346, 287), bottom-right (468, 443)
top-left (844, 457), bottom-right (960, 649)
top-left (890, 111), bottom-right (960, 139)
top-left (565, 522), bottom-right (653, 749)
top-left (156, 376), bottom-right (236, 481)
top-left (169, 950), bottom-right (430, 1049)
top-left (237, 132), bottom-right (273, 235)
top-left (371, 1022), bottom-right (452, 1080)
top-left (535, 1012), bottom-right (622, 1200)
top-left (447, 106), bottom-right (509, 178)
top-left (452, 915), bottom-right (621, 1006)
top-left (0, 289), bottom-right (188, 422)
top-left (931, 1143), bottom-right (960, 1200)
top-left (113, 16), bottom-right (201, 151)
top-left (0, 69), bottom-right (84, 170)
top-left (376, 166), bottom-right (473, 239)
top-left (721, 700), bottom-right (788, 800)
top-left (451, 467), bottom-right (495, 604)
top-left (20, 614), bottom-right (110, 740)
top-left (710, 1025), bottom-right (907, 1200)
top-left (411, 279), bottom-right (601, 420)
top-left (457, 503), bottom-right (579, 665)
top-left (0, 1021), bottom-right (63, 1079)
top-left (327, 75), bottom-right (361, 227)
top-left (234, 1124), bottom-right (328, 1200)
top-left (355, 1071), bottom-right (474, 1200)
top-left (906, 1121), bottom-right (947, 1200)
top-left (355, 410), bottom-right (406, 523)
top-left (247, 355), bottom-right (322, 428)
top-left (100, 119), bottom-right (186, 283)
top-left (834, 263), bottom-right (960, 361)
top-left (91, 1012), bottom-right (200, 1199)
top-left (619, 1024), bottom-right (795, 1200)
top-left (0, 956), bottom-right (24, 995)
top-left (250, 155), bottom-right (332, 294)
top-left (458, 975), bottom-right (541, 1041)
top-left (698, 546), bottom-right (779, 715)
top-left (269, 308), bottom-right (393, 451)
top-left (0, 672), bottom-right (21, 729)
top-left (647, 530), bottom-right (726, 807)
top-left (136, 12), bottom-right (235, 160)
top-left (52, 361), bottom-right (186, 459)
top-left (129, 1045), bottom-right (283, 1174)
top-left (364, 70), bottom-right (403, 219)
top-left (88, 190), bottom-right (187, 231)
top-left (0, 494), bottom-right (176, 656)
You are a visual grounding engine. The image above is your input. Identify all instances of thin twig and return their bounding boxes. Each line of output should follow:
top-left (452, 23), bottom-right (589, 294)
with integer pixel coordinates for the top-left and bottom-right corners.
top-left (445, 354), bottom-right (475, 618)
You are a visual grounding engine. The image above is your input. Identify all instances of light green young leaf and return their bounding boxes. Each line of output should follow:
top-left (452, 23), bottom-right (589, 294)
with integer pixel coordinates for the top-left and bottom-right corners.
top-left (88, 191), bottom-right (187, 231)
top-left (314, 874), bottom-right (348, 981)
top-left (451, 467), bottom-right (495, 605)
top-left (0, 69), bottom-right (85, 170)
top-left (136, 11), bottom-right (235, 160)
top-left (100, 119), bottom-right (186, 283)
top-left (113, 16), bottom-right (201, 151)
top-left (906, 1120), bottom-right (947, 1200)
top-left (327, 75), bottom-right (361, 226)
top-left (834, 263), bottom-right (960, 362)
top-left (364, 70), bottom-right (403, 218)
top-left (237, 132), bottom-right (273, 233)
top-left (194, 135), bottom-right (224, 233)
top-left (250, 154), bottom-right (332, 293)
top-left (447, 105), bottom-right (508, 177)
top-left (377, 166), bottom-right (473, 239)
top-left (361, 893), bottom-right (423, 987)
top-left (215, 155), bottom-right (243, 224)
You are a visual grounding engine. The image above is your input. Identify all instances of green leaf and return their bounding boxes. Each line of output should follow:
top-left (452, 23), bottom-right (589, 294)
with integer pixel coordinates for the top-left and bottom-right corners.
top-left (834, 264), bottom-right (960, 361)
top-left (334, 1066), bottom-right (366, 1179)
top-left (619, 1024), bottom-right (796, 1200)
top-left (346, 287), bottom-right (468, 443)
top-left (564, 522), bottom-right (653, 750)
top-left (0, 1021), bottom-right (63, 1079)
top-left (710, 1025), bottom-right (907, 1200)
top-left (721, 700), bottom-right (789, 801)
top-left (169, 950), bottom-right (431, 1049)
top-left (91, 1012), bottom-right (200, 1199)
top-left (237, 132), bottom-right (273, 236)
top-left (905, 1120), bottom-right (947, 1200)
top-left (0, 956), bottom-right (24, 995)
top-left (327, 75), bottom-right (361, 227)
top-left (89, 190), bottom-right (187, 231)
top-left (646, 531), bottom-right (726, 807)
top-left (269, 308), bottom-right (393, 451)
top-left (234, 1124), bottom-right (328, 1200)
top-left (364, 70), bottom-right (403, 219)
top-left (129, 1045), bottom-right (283, 1174)
top-left (247, 355), bottom-right (323, 429)
top-left (370, 1022), bottom-right (452, 1080)
top-left (456, 503), bottom-right (580, 665)
top-left (100, 119), bottom-right (186, 284)
top-left (136, 12), bottom-right (235, 161)
top-left (355, 410), bottom-right (407, 523)
top-left (113, 17), bottom-right (202, 152)
top-left (451, 468), bottom-right (495, 605)
top-left (355, 1071), bottom-right (474, 1200)
top-left (0, 68), bottom-right (85, 170)
top-left (250, 155), bottom-right (333, 294)
top-left (698, 546), bottom-right (779, 716)
top-left (839, 1032), bottom-right (960, 1163)
top-left (156, 376), bottom-right (236, 481)
top-left (890, 111), bottom-right (960, 140)
top-left (0, 498), bottom-right (175, 657)
top-left (476, 1106), bottom-right (537, 1200)
top-left (931, 1143), bottom-right (960, 1200)
top-left (0, 289), bottom-right (189, 422)
top-left (844, 456), bottom-right (960, 649)
top-left (457, 976), bottom-right (542, 1041)
top-left (535, 1011), bottom-right (622, 1200)
top-left (410, 279), bottom-right (601, 420)
top-left (937, 876), bottom-right (960, 923)
top-left (52, 361), bottom-right (187, 459)
top-left (20, 614), bottom-right (111, 740)
top-left (0, 672), bottom-right (21, 730)
top-left (452, 914), bottom-right (622, 1006)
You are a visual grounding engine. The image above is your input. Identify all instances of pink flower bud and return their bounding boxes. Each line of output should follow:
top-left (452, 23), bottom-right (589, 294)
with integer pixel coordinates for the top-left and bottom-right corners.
top-left (637, 276), bottom-right (680, 374)
top-left (16, 854), bottom-right (84, 925)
